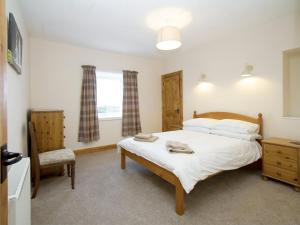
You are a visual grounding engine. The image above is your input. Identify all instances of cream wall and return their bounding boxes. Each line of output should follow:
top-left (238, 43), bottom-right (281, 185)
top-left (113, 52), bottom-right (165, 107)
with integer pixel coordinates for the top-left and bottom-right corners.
top-left (163, 12), bottom-right (300, 140)
top-left (29, 38), bottom-right (163, 150)
top-left (6, 0), bottom-right (30, 155)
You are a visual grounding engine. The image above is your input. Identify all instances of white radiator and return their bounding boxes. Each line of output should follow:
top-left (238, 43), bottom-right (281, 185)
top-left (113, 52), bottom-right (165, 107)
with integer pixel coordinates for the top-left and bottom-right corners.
top-left (8, 157), bottom-right (31, 225)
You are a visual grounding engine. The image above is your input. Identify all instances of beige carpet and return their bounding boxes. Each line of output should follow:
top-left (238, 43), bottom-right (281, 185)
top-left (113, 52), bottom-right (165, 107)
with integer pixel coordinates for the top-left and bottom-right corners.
top-left (32, 149), bottom-right (300, 225)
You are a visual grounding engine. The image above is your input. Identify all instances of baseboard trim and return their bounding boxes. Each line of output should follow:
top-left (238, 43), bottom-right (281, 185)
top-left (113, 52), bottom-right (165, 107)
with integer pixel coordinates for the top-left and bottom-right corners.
top-left (74, 144), bottom-right (117, 155)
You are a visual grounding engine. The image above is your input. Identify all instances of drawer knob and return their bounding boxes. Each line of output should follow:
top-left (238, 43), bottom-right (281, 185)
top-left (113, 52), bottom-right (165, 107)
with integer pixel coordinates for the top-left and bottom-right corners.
top-left (276, 172), bottom-right (282, 177)
top-left (285, 157), bottom-right (290, 160)
top-left (276, 161), bottom-right (282, 166)
top-left (277, 150), bottom-right (282, 154)
top-left (294, 178), bottom-right (298, 182)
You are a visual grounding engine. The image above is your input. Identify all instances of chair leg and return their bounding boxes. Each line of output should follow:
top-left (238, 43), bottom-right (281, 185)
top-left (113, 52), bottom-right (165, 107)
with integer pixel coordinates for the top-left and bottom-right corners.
top-left (67, 164), bottom-right (71, 177)
top-left (59, 165), bottom-right (65, 176)
top-left (71, 163), bottom-right (75, 189)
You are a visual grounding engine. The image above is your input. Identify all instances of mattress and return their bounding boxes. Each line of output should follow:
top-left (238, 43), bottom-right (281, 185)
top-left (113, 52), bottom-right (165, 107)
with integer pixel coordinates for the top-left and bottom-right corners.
top-left (118, 130), bottom-right (262, 193)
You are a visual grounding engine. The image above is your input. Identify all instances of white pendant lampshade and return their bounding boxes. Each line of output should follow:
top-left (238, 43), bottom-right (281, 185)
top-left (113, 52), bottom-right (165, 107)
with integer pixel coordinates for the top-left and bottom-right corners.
top-left (156, 26), bottom-right (181, 50)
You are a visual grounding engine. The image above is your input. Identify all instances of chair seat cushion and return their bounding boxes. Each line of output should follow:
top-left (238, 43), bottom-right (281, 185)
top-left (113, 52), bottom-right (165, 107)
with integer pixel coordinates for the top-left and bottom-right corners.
top-left (39, 148), bottom-right (75, 166)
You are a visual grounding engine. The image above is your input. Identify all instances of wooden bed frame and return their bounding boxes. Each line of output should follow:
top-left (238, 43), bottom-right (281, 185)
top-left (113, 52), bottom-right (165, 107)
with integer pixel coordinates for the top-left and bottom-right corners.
top-left (120, 111), bottom-right (263, 215)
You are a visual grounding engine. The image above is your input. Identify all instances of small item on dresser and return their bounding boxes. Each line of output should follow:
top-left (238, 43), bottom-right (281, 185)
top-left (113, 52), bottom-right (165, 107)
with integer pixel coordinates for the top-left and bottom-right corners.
top-left (166, 140), bottom-right (194, 154)
top-left (133, 133), bottom-right (158, 142)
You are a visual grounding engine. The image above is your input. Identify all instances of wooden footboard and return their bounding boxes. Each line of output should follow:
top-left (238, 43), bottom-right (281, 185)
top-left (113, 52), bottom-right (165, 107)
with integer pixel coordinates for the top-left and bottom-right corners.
top-left (120, 148), bottom-right (184, 215)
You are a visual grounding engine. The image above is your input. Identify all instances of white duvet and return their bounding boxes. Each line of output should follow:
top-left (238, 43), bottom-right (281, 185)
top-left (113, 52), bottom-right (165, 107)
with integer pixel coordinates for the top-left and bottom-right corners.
top-left (118, 130), bottom-right (262, 193)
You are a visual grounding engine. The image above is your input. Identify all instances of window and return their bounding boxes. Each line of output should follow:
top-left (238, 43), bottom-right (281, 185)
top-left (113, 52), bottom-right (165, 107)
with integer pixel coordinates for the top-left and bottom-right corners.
top-left (96, 71), bottom-right (123, 119)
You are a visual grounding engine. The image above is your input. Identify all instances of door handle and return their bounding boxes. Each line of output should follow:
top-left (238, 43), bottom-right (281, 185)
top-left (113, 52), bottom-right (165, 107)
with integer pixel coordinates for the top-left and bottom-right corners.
top-left (1, 144), bottom-right (23, 166)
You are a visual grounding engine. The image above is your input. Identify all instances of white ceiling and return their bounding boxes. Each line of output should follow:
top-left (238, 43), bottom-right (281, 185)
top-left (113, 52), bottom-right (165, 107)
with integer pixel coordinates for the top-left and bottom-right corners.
top-left (18, 0), bottom-right (296, 58)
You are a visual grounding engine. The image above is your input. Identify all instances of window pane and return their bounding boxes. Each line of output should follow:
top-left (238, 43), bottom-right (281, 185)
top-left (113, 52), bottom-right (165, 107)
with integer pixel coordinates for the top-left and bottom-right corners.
top-left (96, 72), bottom-right (123, 118)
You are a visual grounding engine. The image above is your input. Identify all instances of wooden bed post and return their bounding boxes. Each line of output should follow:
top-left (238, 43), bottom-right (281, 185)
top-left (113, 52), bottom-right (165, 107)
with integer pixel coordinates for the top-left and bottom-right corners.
top-left (175, 181), bottom-right (184, 215)
top-left (258, 113), bottom-right (263, 139)
top-left (121, 149), bottom-right (126, 169)
top-left (193, 110), bottom-right (197, 118)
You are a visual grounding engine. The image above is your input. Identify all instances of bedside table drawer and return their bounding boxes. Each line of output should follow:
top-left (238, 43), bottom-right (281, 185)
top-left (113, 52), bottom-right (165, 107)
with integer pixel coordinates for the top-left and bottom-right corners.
top-left (264, 164), bottom-right (298, 184)
top-left (264, 154), bottom-right (297, 171)
top-left (264, 144), bottom-right (297, 161)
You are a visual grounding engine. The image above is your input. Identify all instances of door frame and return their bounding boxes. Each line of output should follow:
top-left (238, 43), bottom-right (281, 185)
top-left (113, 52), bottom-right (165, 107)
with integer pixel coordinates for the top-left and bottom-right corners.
top-left (0, 0), bottom-right (8, 223)
top-left (161, 70), bottom-right (183, 131)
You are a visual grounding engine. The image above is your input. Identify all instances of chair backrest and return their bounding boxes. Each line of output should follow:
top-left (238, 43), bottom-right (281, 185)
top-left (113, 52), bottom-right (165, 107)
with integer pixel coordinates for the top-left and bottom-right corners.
top-left (29, 122), bottom-right (41, 169)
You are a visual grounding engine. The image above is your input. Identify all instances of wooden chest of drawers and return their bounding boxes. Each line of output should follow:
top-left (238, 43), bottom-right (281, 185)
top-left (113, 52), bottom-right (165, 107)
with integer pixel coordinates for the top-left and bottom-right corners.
top-left (262, 138), bottom-right (300, 191)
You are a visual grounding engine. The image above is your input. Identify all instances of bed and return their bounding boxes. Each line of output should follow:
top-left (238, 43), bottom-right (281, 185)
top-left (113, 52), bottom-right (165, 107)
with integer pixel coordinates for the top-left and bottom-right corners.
top-left (118, 111), bottom-right (263, 215)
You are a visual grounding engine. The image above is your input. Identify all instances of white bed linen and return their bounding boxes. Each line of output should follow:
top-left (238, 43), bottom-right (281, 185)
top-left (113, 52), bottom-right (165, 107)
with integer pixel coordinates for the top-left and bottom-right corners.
top-left (118, 130), bottom-right (262, 193)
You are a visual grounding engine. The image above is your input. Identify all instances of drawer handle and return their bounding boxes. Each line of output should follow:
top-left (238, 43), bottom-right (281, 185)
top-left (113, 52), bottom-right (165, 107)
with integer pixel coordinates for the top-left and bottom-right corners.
top-left (277, 150), bottom-right (282, 154)
top-left (276, 172), bottom-right (282, 177)
top-left (285, 157), bottom-right (290, 160)
top-left (276, 161), bottom-right (282, 166)
top-left (294, 178), bottom-right (298, 182)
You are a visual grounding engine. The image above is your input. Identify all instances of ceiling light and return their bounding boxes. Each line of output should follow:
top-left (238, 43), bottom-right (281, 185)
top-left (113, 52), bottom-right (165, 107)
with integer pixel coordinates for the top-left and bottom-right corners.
top-left (241, 64), bottom-right (254, 77)
top-left (156, 26), bottom-right (181, 50)
top-left (146, 7), bottom-right (192, 31)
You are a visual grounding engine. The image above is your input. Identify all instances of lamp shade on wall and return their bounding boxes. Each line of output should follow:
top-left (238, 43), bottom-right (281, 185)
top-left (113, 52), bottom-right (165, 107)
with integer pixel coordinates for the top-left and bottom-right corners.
top-left (156, 26), bottom-right (181, 50)
top-left (241, 64), bottom-right (254, 77)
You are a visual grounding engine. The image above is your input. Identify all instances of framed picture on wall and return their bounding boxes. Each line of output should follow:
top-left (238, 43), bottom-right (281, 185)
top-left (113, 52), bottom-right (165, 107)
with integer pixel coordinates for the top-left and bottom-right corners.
top-left (7, 13), bottom-right (22, 74)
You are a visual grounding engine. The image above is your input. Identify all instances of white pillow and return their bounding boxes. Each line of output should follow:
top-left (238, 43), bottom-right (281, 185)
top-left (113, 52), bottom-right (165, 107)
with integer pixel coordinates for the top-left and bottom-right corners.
top-left (211, 129), bottom-right (261, 141)
top-left (183, 126), bottom-right (211, 134)
top-left (213, 119), bottom-right (259, 134)
top-left (183, 118), bottom-right (219, 129)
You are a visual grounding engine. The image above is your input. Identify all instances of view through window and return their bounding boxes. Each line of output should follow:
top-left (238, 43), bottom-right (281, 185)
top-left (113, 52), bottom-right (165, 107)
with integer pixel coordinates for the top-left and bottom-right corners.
top-left (96, 71), bottom-right (123, 119)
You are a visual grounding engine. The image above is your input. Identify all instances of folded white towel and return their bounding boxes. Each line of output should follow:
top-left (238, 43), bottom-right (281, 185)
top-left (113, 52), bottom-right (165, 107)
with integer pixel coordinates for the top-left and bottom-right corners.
top-left (166, 140), bottom-right (194, 154)
top-left (166, 140), bottom-right (188, 150)
top-left (133, 136), bottom-right (158, 142)
top-left (168, 147), bottom-right (194, 154)
top-left (134, 133), bottom-right (153, 139)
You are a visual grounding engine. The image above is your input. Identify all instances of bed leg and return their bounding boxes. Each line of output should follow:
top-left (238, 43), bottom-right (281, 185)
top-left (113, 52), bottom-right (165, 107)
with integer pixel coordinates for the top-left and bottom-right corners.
top-left (121, 149), bottom-right (126, 169)
top-left (175, 182), bottom-right (184, 215)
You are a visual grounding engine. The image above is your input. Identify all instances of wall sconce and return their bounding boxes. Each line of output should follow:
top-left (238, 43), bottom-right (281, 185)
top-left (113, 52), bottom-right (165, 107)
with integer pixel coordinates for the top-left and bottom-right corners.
top-left (197, 74), bottom-right (214, 92)
top-left (241, 64), bottom-right (254, 77)
top-left (199, 74), bottom-right (207, 82)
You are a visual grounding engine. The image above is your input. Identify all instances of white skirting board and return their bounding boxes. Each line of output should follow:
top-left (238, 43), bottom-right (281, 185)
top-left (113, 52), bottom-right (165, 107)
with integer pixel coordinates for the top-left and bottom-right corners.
top-left (8, 157), bottom-right (31, 225)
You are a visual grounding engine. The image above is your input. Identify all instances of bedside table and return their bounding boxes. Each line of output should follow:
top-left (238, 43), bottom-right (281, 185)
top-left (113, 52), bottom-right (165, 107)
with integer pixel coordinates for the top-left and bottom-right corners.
top-left (262, 138), bottom-right (300, 191)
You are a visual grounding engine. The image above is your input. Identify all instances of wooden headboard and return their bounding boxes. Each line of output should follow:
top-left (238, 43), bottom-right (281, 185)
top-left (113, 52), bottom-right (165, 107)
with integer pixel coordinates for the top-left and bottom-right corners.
top-left (193, 111), bottom-right (263, 138)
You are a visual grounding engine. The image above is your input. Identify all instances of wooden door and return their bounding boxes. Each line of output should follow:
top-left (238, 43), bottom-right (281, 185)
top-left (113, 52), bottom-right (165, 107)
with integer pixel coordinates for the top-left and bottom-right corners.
top-left (162, 71), bottom-right (183, 131)
top-left (0, 0), bottom-right (8, 223)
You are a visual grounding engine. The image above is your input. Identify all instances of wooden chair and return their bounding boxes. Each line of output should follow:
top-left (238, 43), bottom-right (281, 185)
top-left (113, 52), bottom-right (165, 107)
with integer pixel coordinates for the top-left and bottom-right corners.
top-left (29, 122), bottom-right (76, 198)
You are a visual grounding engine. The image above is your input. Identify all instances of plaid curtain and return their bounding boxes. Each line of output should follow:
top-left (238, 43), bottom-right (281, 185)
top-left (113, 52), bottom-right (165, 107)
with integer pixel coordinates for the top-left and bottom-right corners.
top-left (78, 65), bottom-right (100, 142)
top-left (122, 70), bottom-right (142, 136)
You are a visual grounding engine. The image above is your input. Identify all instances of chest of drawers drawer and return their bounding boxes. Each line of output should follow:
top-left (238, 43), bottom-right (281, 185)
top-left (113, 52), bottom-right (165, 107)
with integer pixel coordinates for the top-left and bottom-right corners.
top-left (264, 153), bottom-right (297, 171)
top-left (264, 144), bottom-right (297, 161)
top-left (263, 164), bottom-right (298, 185)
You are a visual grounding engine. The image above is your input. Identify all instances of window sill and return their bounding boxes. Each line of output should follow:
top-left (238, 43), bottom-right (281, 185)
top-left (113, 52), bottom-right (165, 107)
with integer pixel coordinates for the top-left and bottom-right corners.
top-left (99, 117), bottom-right (122, 121)
top-left (281, 116), bottom-right (300, 120)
